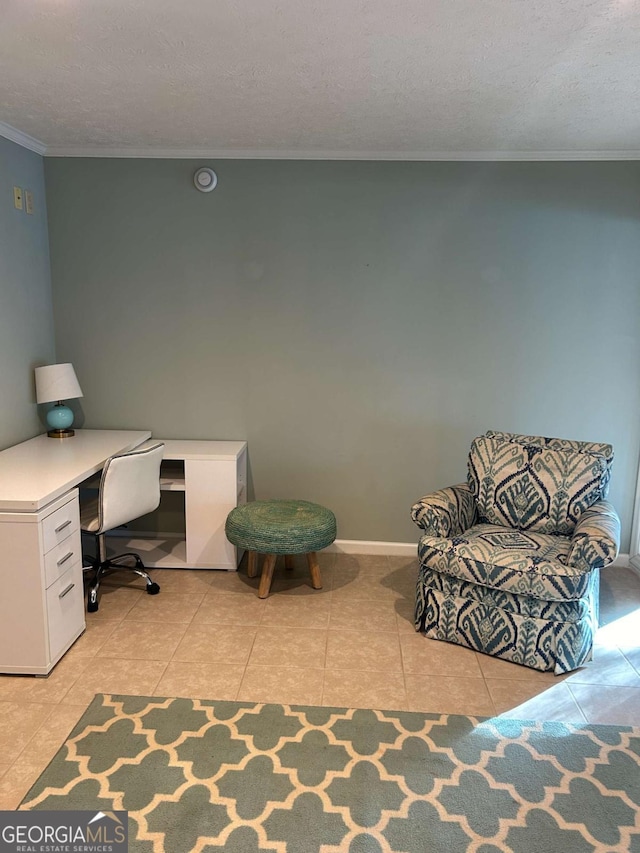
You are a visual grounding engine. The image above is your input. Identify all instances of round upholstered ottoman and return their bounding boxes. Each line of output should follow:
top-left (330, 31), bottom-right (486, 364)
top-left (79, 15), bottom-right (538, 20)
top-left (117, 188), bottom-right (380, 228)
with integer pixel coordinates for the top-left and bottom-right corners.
top-left (225, 500), bottom-right (337, 598)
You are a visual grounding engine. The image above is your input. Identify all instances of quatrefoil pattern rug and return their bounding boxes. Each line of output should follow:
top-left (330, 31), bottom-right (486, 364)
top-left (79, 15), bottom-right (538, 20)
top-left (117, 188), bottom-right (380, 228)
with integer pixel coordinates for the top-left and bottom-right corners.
top-left (21, 695), bottom-right (640, 852)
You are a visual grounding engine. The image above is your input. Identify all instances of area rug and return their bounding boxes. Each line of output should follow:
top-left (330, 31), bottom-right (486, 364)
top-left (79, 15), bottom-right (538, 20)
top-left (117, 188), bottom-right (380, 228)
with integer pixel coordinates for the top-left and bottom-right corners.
top-left (20, 694), bottom-right (640, 853)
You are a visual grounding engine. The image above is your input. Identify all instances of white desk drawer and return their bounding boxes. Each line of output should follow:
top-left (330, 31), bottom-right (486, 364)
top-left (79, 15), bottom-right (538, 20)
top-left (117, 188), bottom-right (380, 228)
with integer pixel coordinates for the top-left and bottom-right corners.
top-left (44, 531), bottom-right (82, 589)
top-left (42, 498), bottom-right (80, 554)
top-left (46, 562), bottom-right (85, 663)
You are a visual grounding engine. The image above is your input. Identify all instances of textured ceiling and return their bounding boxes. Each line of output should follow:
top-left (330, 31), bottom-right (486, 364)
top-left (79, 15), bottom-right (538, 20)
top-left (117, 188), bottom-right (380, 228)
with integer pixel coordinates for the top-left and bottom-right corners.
top-left (1, 0), bottom-right (639, 158)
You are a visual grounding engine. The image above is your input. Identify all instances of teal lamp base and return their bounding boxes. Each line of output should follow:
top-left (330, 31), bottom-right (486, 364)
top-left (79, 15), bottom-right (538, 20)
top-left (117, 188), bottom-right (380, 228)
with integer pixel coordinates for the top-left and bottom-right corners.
top-left (46, 402), bottom-right (75, 438)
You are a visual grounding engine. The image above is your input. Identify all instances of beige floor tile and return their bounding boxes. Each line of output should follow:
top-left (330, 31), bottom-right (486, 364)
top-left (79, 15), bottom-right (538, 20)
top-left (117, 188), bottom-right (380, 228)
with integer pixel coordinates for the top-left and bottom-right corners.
top-left (475, 653), bottom-right (561, 683)
top-left (395, 600), bottom-right (417, 634)
top-left (400, 635), bottom-right (482, 676)
top-left (193, 592), bottom-right (267, 626)
top-left (619, 643), bottom-right (640, 675)
top-left (62, 619), bottom-right (119, 660)
top-left (61, 657), bottom-right (168, 707)
top-left (238, 665), bottom-right (324, 705)
top-left (261, 595), bottom-right (331, 629)
top-left (0, 763), bottom-right (43, 809)
top-left (0, 702), bottom-right (55, 764)
top-left (331, 570), bottom-right (406, 601)
top-left (333, 554), bottom-right (390, 573)
top-left (600, 566), bottom-right (640, 589)
top-left (207, 569), bottom-right (261, 595)
top-left (386, 556), bottom-right (420, 572)
top-left (14, 704), bottom-right (88, 770)
top-left (316, 551), bottom-right (337, 570)
top-left (149, 568), bottom-right (217, 594)
top-left (564, 643), bottom-right (640, 687)
top-left (0, 656), bottom-right (89, 704)
top-left (322, 669), bottom-right (407, 711)
top-left (124, 592), bottom-right (205, 623)
top-left (248, 627), bottom-right (328, 668)
top-left (385, 566), bottom-right (419, 600)
top-left (599, 584), bottom-right (640, 627)
top-left (329, 597), bottom-right (398, 632)
top-left (87, 585), bottom-right (144, 621)
top-left (405, 674), bottom-right (495, 716)
top-left (270, 561), bottom-right (333, 596)
top-left (326, 630), bottom-right (401, 672)
top-left (487, 679), bottom-right (586, 722)
top-left (567, 683), bottom-right (640, 726)
top-left (172, 624), bottom-right (257, 665)
top-left (0, 765), bottom-right (10, 780)
top-left (596, 606), bottom-right (640, 648)
top-left (154, 661), bottom-right (245, 701)
top-left (100, 621), bottom-right (188, 661)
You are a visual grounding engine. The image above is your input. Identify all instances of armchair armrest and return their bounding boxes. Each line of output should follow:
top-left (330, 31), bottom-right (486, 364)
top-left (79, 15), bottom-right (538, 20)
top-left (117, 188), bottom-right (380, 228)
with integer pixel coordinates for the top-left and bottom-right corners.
top-left (566, 500), bottom-right (620, 572)
top-left (411, 483), bottom-right (477, 537)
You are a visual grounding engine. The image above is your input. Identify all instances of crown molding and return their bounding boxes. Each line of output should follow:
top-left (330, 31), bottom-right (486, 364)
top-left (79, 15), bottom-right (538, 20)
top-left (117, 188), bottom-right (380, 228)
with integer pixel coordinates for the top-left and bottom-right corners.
top-left (0, 121), bottom-right (47, 155)
top-left (43, 145), bottom-right (640, 161)
top-left (1, 125), bottom-right (638, 161)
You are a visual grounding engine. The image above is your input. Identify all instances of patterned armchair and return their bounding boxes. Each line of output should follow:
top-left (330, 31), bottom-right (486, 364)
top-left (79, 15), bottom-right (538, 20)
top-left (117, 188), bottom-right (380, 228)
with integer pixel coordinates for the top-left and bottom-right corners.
top-left (411, 431), bottom-right (620, 674)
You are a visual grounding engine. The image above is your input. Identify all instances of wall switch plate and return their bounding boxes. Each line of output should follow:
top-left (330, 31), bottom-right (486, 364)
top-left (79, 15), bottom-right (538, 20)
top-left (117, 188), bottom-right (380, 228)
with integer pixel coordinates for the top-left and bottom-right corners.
top-left (13, 186), bottom-right (23, 210)
top-left (25, 190), bottom-right (34, 215)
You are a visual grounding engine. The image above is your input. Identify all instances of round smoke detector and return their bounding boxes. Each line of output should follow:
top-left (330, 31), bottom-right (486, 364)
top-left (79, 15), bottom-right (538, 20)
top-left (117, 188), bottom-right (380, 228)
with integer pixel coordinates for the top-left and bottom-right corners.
top-left (193, 167), bottom-right (218, 192)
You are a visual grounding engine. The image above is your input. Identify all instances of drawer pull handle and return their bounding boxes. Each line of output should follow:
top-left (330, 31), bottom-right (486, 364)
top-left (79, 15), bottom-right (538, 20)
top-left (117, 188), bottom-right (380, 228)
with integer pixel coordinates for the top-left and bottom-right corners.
top-left (56, 551), bottom-right (74, 567)
top-left (54, 519), bottom-right (72, 534)
top-left (59, 583), bottom-right (75, 599)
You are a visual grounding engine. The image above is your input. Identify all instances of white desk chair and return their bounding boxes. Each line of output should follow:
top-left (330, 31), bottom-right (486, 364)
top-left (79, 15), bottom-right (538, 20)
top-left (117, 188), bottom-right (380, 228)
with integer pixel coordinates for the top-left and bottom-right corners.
top-left (81, 442), bottom-right (164, 612)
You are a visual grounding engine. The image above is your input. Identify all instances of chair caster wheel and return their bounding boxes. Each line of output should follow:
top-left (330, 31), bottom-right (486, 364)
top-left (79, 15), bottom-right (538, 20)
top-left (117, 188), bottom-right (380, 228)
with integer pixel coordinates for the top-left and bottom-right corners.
top-left (87, 593), bottom-right (99, 613)
top-left (147, 582), bottom-right (160, 595)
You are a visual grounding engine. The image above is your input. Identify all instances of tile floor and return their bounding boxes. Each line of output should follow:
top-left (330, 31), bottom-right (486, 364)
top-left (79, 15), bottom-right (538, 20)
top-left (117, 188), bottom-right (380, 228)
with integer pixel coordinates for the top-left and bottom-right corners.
top-left (1, 553), bottom-right (639, 808)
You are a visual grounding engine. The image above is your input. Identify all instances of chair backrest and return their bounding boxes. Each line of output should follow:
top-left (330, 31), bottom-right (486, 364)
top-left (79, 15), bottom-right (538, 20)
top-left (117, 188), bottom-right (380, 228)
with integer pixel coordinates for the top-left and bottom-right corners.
top-left (467, 431), bottom-right (613, 535)
top-left (95, 442), bottom-right (164, 535)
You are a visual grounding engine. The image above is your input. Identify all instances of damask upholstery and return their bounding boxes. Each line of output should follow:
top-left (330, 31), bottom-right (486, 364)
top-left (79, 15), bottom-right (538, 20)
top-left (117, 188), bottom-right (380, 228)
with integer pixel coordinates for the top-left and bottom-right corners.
top-left (412, 432), bottom-right (620, 673)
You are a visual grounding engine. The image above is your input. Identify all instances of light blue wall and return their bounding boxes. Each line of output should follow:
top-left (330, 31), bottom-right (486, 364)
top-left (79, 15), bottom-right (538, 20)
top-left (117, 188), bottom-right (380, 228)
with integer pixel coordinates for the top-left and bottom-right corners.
top-left (44, 159), bottom-right (640, 548)
top-left (0, 137), bottom-right (54, 449)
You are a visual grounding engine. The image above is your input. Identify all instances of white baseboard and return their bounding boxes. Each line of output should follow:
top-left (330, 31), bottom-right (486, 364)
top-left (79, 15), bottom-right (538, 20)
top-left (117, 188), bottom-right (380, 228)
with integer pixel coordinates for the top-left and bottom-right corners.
top-left (326, 539), bottom-right (417, 557)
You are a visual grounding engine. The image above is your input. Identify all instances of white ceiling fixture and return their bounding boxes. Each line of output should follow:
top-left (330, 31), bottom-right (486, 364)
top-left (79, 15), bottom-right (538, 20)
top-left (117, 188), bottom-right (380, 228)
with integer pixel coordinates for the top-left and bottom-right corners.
top-left (193, 167), bottom-right (218, 192)
top-left (1, 0), bottom-right (639, 160)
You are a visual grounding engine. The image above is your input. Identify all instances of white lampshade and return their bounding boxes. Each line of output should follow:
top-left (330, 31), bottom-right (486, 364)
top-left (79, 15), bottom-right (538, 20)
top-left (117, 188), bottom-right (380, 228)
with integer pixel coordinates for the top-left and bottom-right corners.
top-left (35, 363), bottom-right (83, 404)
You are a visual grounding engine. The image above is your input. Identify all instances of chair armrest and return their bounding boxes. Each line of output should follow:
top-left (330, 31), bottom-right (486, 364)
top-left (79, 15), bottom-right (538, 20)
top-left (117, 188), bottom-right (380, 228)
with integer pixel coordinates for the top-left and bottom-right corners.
top-left (411, 483), bottom-right (477, 537)
top-left (566, 500), bottom-right (620, 572)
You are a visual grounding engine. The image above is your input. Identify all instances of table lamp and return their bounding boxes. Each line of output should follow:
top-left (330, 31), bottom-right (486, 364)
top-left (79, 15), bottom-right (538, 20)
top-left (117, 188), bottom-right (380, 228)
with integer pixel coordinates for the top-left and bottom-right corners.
top-left (34, 363), bottom-right (83, 438)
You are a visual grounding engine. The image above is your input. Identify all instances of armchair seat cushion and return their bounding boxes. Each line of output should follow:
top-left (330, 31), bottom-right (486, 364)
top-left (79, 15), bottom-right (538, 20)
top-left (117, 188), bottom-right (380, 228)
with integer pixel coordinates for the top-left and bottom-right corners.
top-left (419, 523), bottom-right (591, 602)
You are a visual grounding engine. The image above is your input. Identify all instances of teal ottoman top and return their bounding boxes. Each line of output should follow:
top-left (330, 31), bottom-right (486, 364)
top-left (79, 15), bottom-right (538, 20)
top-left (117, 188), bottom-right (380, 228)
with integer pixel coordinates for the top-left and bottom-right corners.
top-left (225, 500), bottom-right (337, 555)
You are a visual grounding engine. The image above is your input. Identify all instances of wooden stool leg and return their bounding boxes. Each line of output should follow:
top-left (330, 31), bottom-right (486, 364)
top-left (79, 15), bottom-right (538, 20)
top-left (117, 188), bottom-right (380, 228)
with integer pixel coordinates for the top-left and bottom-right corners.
top-left (247, 551), bottom-right (258, 578)
top-left (284, 555), bottom-right (294, 571)
top-left (259, 554), bottom-right (277, 599)
top-left (306, 551), bottom-right (322, 590)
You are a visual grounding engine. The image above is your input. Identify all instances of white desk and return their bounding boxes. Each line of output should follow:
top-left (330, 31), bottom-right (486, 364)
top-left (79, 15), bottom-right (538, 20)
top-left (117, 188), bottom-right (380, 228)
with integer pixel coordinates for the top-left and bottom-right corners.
top-left (0, 430), bottom-right (151, 511)
top-left (115, 439), bottom-right (248, 571)
top-left (0, 430), bottom-right (151, 675)
top-left (0, 430), bottom-right (248, 674)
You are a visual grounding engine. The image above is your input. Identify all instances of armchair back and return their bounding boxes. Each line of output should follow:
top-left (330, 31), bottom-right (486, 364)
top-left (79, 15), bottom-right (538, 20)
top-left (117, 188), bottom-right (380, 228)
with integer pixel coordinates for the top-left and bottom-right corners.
top-left (467, 431), bottom-right (613, 536)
